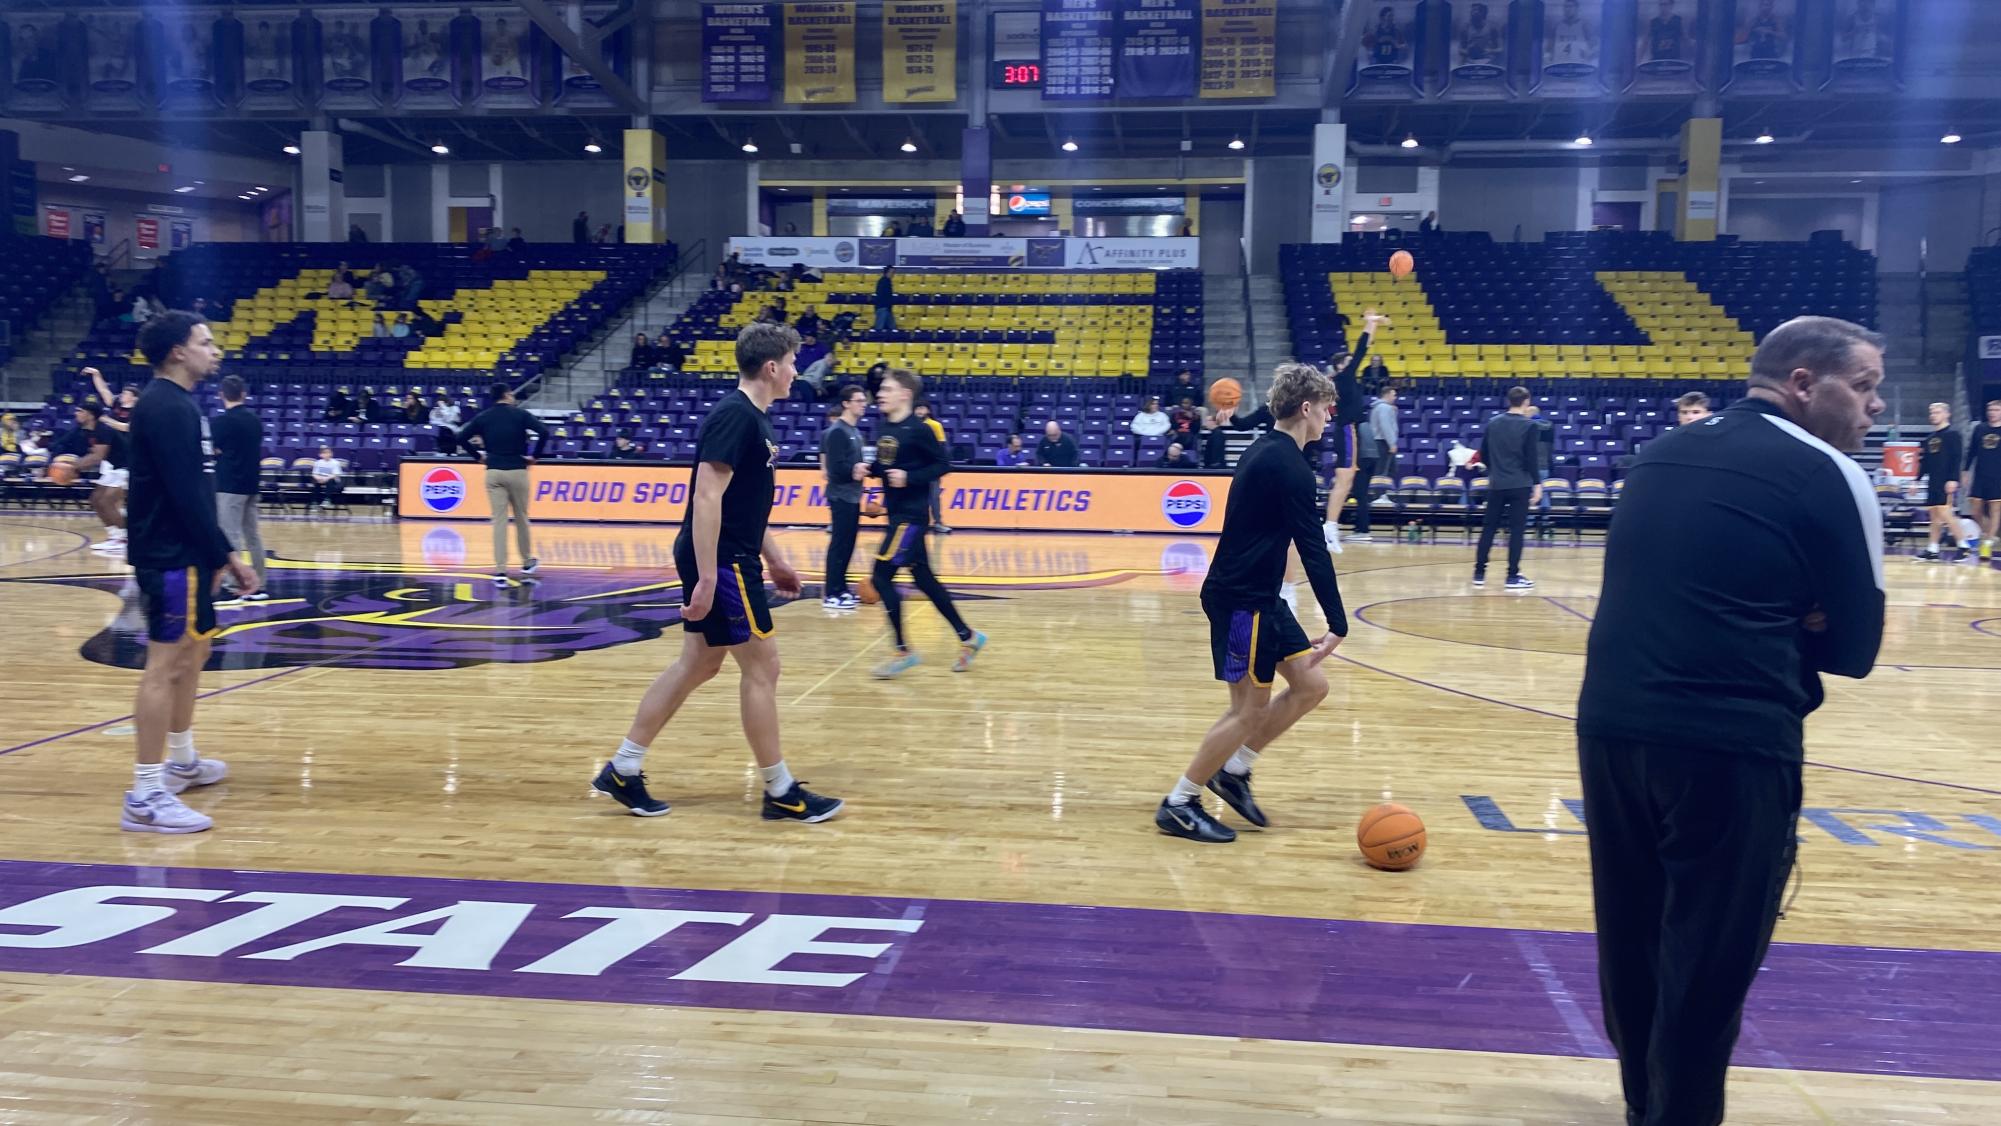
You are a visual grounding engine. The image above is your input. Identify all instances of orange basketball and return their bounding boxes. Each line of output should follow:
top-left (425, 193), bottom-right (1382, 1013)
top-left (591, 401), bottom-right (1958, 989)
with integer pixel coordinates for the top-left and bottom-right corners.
top-left (1388, 250), bottom-right (1415, 279)
top-left (1207, 377), bottom-right (1243, 411)
top-left (857, 577), bottom-right (880, 605)
top-left (46, 457), bottom-right (78, 486)
top-left (1357, 802), bottom-right (1427, 870)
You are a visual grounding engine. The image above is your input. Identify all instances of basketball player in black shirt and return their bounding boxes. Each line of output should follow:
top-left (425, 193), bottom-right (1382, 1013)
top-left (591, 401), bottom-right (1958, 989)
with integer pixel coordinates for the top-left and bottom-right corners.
top-left (865, 368), bottom-right (986, 678)
top-left (1916, 401), bottom-right (1965, 561)
top-left (1966, 399), bottom-right (2001, 561)
top-left (1157, 363), bottom-right (1347, 843)
top-left (1318, 310), bottom-right (1388, 551)
top-left (122, 312), bottom-right (261, 834)
top-left (596, 323), bottom-right (842, 823)
top-left (70, 398), bottom-right (129, 557)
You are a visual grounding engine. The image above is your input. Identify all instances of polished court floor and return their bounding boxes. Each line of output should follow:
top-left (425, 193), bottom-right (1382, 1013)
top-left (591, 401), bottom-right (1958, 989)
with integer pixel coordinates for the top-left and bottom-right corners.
top-left (0, 513), bottom-right (1997, 1124)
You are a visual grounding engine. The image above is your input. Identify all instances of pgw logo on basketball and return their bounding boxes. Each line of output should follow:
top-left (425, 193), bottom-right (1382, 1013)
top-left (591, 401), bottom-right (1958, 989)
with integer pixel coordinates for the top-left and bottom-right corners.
top-left (1161, 480), bottom-right (1211, 528)
top-left (421, 467), bottom-right (467, 513)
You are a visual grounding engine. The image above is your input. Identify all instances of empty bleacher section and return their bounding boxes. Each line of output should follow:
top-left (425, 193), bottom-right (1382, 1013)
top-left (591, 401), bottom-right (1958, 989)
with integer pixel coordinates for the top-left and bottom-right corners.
top-left (0, 236), bottom-right (93, 365)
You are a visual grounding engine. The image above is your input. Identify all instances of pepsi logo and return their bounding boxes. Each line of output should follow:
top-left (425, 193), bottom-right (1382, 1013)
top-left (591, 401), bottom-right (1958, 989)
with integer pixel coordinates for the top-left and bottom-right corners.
top-left (421, 527), bottom-right (467, 568)
top-left (420, 466), bottom-right (467, 513)
top-left (1161, 480), bottom-right (1212, 528)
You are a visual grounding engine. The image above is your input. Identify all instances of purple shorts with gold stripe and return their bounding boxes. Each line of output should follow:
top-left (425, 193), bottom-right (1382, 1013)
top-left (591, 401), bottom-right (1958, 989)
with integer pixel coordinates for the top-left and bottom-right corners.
top-left (874, 521), bottom-right (927, 568)
top-left (1203, 596), bottom-right (1312, 687)
top-left (135, 566), bottom-right (219, 645)
top-left (675, 546), bottom-right (772, 648)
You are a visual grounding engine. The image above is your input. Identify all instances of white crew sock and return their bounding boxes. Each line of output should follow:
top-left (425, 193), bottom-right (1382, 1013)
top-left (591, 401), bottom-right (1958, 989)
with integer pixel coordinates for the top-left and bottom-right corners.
top-left (1167, 776), bottom-right (1205, 806)
top-left (108, 526), bottom-right (127, 542)
top-left (760, 761), bottom-right (796, 797)
top-left (1224, 747), bottom-right (1259, 777)
top-left (133, 762), bottom-right (166, 797)
top-left (611, 738), bottom-right (648, 777)
top-left (166, 729), bottom-right (197, 767)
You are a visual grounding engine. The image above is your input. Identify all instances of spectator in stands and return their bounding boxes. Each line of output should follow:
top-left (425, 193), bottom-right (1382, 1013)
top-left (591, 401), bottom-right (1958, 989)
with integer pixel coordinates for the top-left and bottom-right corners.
top-left (348, 222), bottom-right (368, 243)
top-left (20, 429), bottom-right (47, 460)
top-left (1131, 396), bottom-right (1170, 438)
top-left (430, 395), bottom-right (461, 454)
top-left (100, 287), bottom-right (126, 327)
top-left (1179, 220), bottom-right (1194, 236)
top-left (397, 264), bottom-right (423, 308)
top-left (658, 337), bottom-right (686, 371)
top-left (409, 307), bottom-right (443, 338)
top-left (371, 312), bottom-right (391, 338)
top-left (943, 211), bottom-right (966, 237)
top-left (391, 313), bottom-right (413, 339)
top-left (400, 393), bottom-right (426, 423)
top-left (325, 388), bottom-right (356, 422)
top-left (335, 261), bottom-right (359, 287)
top-left (212, 375), bottom-right (267, 599)
top-left (367, 265), bottom-right (395, 301)
top-left (1169, 393), bottom-right (1203, 446)
top-left (884, 220), bottom-right (903, 237)
top-left (1036, 421), bottom-right (1080, 468)
top-left (1159, 441), bottom-right (1199, 469)
top-left (130, 293), bottom-right (160, 322)
top-left (1676, 391), bottom-right (1713, 425)
top-left (1419, 211), bottom-right (1439, 235)
top-left (573, 211), bottom-right (590, 244)
top-left (795, 307), bottom-right (823, 338)
top-left (610, 433), bottom-right (644, 460)
top-left (506, 227), bottom-right (527, 253)
top-left (1167, 368), bottom-right (1201, 403)
top-left (865, 361), bottom-right (889, 397)
top-left (190, 298), bottom-right (208, 318)
top-left (1363, 354), bottom-right (1391, 388)
top-left (309, 446), bottom-right (345, 509)
top-left (998, 434), bottom-right (1033, 466)
top-left (355, 389), bottom-right (379, 423)
top-left (327, 273), bottom-right (355, 302)
top-left (874, 266), bottom-right (897, 331)
top-left (632, 333), bottom-right (655, 367)
top-left (796, 333), bottom-right (834, 396)
top-left (756, 303), bottom-right (784, 325)
top-left (908, 215), bottom-right (934, 238)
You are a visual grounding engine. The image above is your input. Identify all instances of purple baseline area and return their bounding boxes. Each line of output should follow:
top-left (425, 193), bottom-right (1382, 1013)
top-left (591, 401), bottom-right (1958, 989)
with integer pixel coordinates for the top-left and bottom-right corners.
top-left (0, 861), bottom-right (1996, 1081)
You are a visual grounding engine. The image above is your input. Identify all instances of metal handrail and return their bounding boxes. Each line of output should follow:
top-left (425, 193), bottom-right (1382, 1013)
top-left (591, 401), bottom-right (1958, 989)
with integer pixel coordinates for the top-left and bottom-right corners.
top-left (510, 238), bottom-right (708, 402)
top-left (1238, 242), bottom-right (1258, 404)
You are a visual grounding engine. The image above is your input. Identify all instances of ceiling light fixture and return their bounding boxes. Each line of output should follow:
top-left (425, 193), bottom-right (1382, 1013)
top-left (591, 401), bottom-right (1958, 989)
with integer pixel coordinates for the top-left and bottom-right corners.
top-left (430, 142), bottom-right (450, 155)
top-left (1941, 131), bottom-right (1963, 144)
top-left (1401, 133), bottom-right (1419, 149)
top-left (283, 143), bottom-right (301, 155)
top-left (741, 139), bottom-right (759, 153)
top-left (1061, 138), bottom-right (1079, 152)
top-left (1573, 133), bottom-right (1594, 147)
top-left (1227, 135), bottom-right (1245, 150)
top-left (1754, 131), bottom-right (1775, 144)
top-left (173, 185), bottom-right (196, 193)
top-left (900, 139), bottom-right (918, 153)
top-left (67, 173), bottom-right (89, 183)
top-left (583, 140), bottom-right (602, 154)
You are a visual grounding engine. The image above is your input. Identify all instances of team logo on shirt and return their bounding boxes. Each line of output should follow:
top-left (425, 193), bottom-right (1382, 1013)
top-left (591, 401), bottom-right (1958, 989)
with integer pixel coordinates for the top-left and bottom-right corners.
top-left (876, 436), bottom-right (900, 466)
top-left (1161, 480), bottom-right (1212, 528)
top-left (766, 439), bottom-right (778, 468)
top-left (420, 466), bottom-right (468, 513)
top-left (1984, 433), bottom-right (1998, 450)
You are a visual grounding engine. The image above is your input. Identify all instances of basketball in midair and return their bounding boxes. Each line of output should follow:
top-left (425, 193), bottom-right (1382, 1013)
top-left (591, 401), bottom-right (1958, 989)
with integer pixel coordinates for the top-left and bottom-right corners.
top-left (1389, 250), bottom-right (1415, 279)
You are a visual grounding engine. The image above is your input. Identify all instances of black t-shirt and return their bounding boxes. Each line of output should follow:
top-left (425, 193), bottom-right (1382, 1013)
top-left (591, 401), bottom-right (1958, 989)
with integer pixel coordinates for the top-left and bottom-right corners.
top-left (869, 412), bottom-right (951, 520)
top-left (1968, 423), bottom-right (2001, 476)
top-left (1920, 427), bottom-right (1963, 484)
top-left (127, 378), bottom-right (234, 571)
top-left (210, 404), bottom-right (264, 495)
top-left (677, 388), bottom-right (776, 562)
top-left (91, 422), bottom-right (128, 470)
top-left (1201, 431), bottom-right (1347, 634)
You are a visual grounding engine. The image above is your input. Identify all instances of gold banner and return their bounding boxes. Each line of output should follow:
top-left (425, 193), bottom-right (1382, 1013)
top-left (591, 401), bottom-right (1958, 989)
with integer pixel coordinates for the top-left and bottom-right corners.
top-left (882, 0), bottom-right (956, 103)
top-left (784, 1), bottom-right (856, 103)
top-left (1199, 0), bottom-right (1275, 99)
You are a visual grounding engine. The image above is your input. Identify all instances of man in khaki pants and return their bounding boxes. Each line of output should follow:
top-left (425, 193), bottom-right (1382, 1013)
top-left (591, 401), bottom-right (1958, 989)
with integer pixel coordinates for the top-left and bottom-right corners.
top-left (458, 383), bottom-right (548, 587)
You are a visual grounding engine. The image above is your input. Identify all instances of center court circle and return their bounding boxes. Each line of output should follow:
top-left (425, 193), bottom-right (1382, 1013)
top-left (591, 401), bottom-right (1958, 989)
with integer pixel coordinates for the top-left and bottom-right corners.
top-left (1161, 480), bottom-right (1212, 528)
top-left (420, 466), bottom-right (468, 513)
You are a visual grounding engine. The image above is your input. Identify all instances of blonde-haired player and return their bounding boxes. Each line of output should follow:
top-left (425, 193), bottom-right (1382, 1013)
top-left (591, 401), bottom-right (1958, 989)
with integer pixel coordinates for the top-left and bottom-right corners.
top-left (1157, 363), bottom-right (1347, 843)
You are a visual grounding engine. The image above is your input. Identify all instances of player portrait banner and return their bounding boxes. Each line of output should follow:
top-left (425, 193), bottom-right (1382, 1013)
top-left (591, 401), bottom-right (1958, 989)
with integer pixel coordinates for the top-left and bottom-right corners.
top-left (1534, 0), bottom-right (1606, 96)
top-left (1623, 0), bottom-right (1705, 94)
top-left (783, 2), bottom-right (856, 104)
top-left (2, 15), bottom-right (67, 111)
top-left (1116, 0), bottom-right (1197, 99)
top-left (882, 0), bottom-right (956, 103)
top-left (225, 9), bottom-right (302, 108)
top-left (703, 3), bottom-right (777, 102)
top-left (395, 7), bottom-right (460, 107)
top-left (1720, 0), bottom-right (1797, 92)
top-left (1823, 0), bottom-right (1900, 92)
top-left (1042, 0), bottom-right (1118, 100)
top-left (1199, 0), bottom-right (1276, 98)
top-left (401, 461), bottom-right (1236, 535)
top-left (1349, 0), bottom-right (1427, 100)
top-left (313, 9), bottom-right (380, 109)
top-left (150, 11), bottom-right (222, 106)
top-left (474, 6), bottom-right (541, 108)
top-left (80, 12), bottom-right (144, 111)
top-left (1442, 0), bottom-right (1513, 99)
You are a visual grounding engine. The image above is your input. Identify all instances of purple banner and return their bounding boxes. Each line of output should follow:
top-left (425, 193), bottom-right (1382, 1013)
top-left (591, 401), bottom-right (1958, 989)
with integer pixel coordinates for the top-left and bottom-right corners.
top-left (1349, 0), bottom-right (1429, 99)
top-left (0, 858), bottom-right (1997, 1082)
top-left (1042, 0), bottom-right (1118, 100)
top-left (1116, 0), bottom-right (1197, 98)
top-left (702, 2), bottom-right (776, 103)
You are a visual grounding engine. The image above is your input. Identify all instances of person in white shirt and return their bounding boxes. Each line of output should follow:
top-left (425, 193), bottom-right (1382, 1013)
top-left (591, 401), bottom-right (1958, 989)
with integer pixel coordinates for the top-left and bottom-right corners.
top-left (1130, 396), bottom-right (1171, 438)
top-left (309, 446), bottom-right (345, 508)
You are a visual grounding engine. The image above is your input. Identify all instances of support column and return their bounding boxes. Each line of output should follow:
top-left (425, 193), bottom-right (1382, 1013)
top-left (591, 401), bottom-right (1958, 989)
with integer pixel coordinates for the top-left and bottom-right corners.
top-left (961, 126), bottom-right (992, 236)
top-left (1051, 187), bottom-right (1072, 235)
top-left (1675, 117), bottom-right (1720, 242)
top-left (813, 188), bottom-right (829, 235)
top-left (0, 130), bottom-right (36, 237)
top-left (1310, 120), bottom-right (1347, 243)
top-left (299, 130), bottom-right (345, 242)
top-left (1184, 187), bottom-right (1201, 235)
top-left (623, 128), bottom-right (668, 243)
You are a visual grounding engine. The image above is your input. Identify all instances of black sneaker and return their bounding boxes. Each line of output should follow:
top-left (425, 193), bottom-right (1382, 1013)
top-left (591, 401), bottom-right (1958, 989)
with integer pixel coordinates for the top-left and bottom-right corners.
top-left (1206, 768), bottom-right (1267, 827)
top-left (1471, 570), bottom-right (1487, 588)
top-left (592, 762), bottom-right (670, 817)
top-left (762, 781), bottom-right (844, 823)
top-left (1155, 796), bottom-right (1237, 843)
top-left (493, 572), bottom-right (513, 588)
top-left (522, 556), bottom-right (541, 575)
top-left (1506, 574), bottom-right (1536, 590)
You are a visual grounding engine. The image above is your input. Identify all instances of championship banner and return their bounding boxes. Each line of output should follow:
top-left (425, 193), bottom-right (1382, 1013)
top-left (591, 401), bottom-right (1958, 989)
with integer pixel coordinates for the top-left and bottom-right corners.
top-left (396, 6), bottom-right (460, 107)
top-left (316, 10), bottom-right (379, 109)
top-left (475, 6), bottom-right (539, 106)
top-left (1624, 0), bottom-right (1704, 94)
top-left (783, 1), bottom-right (856, 104)
top-left (1117, 0), bottom-right (1197, 99)
top-left (1199, 0), bottom-right (1275, 98)
top-left (1722, 0), bottom-right (1797, 92)
top-left (1824, 0), bottom-right (1900, 92)
top-left (1042, 0), bottom-right (1118, 100)
top-left (703, 3), bottom-right (777, 102)
top-left (1348, 0), bottom-right (1426, 100)
top-left (401, 461), bottom-right (1236, 535)
top-left (883, 0), bottom-right (956, 103)
top-left (81, 11), bottom-right (144, 110)
top-left (1443, 0), bottom-right (1513, 99)
top-left (1535, 0), bottom-right (1605, 96)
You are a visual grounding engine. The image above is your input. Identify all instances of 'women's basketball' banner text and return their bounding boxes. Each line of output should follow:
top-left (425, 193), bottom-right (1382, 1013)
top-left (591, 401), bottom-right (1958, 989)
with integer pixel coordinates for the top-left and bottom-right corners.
top-left (1198, 0), bottom-right (1275, 98)
top-left (783, 1), bottom-right (855, 103)
top-left (882, 0), bottom-right (956, 102)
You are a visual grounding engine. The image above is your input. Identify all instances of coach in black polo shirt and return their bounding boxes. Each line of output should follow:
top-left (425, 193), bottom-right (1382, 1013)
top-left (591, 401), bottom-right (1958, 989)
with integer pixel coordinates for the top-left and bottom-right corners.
top-left (1578, 316), bottom-right (1886, 1126)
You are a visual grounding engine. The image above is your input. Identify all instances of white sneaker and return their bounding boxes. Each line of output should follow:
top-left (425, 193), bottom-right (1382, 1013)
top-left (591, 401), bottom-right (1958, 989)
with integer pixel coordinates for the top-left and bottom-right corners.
top-left (1323, 522), bottom-right (1343, 553)
top-left (164, 757), bottom-right (229, 794)
top-left (121, 789), bottom-right (214, 834)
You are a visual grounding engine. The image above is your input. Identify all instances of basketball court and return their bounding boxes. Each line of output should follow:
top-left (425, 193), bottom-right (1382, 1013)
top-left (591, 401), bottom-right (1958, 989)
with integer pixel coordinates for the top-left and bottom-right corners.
top-left (2, 514), bottom-right (1996, 1123)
